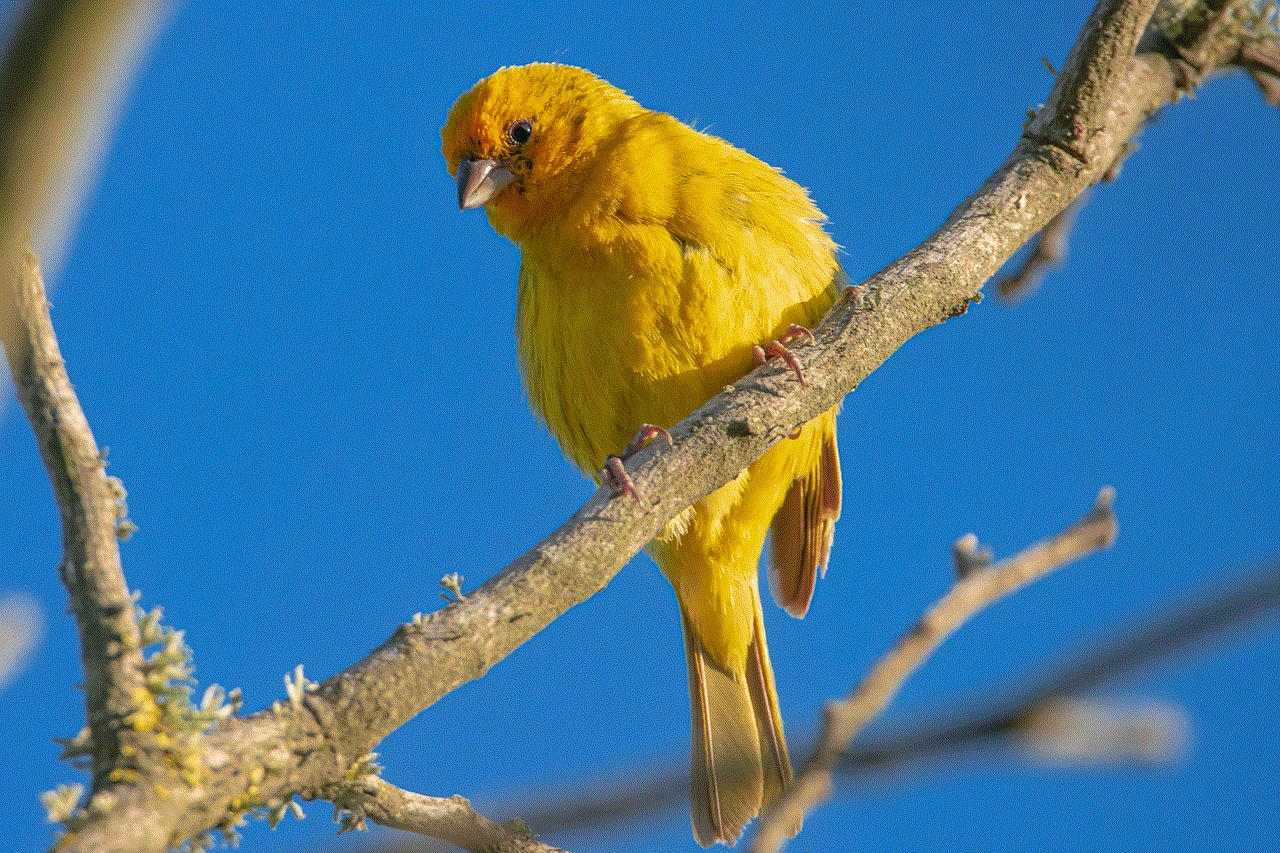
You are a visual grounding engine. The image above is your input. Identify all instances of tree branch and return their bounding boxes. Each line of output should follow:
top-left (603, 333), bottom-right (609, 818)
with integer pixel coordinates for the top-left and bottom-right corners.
top-left (831, 556), bottom-right (1280, 774)
top-left (426, 558), bottom-right (1276, 844)
top-left (338, 778), bottom-right (567, 853)
top-left (3, 248), bottom-right (149, 788)
top-left (10, 0), bottom-right (1272, 849)
top-left (749, 488), bottom-right (1118, 852)
top-left (995, 196), bottom-right (1086, 302)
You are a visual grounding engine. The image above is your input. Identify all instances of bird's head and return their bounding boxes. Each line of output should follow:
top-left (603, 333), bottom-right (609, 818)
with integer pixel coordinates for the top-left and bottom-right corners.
top-left (441, 63), bottom-right (642, 242)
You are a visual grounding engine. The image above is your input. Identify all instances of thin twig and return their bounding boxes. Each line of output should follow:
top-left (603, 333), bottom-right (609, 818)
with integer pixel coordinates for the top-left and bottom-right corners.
top-left (995, 197), bottom-right (1085, 302)
top-left (350, 778), bottom-right (567, 853)
top-left (750, 488), bottom-right (1118, 853)
top-left (839, 559), bottom-right (1280, 778)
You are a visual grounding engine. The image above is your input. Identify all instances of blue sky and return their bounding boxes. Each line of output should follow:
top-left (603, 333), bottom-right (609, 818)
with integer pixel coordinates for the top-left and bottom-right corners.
top-left (3, 3), bottom-right (1278, 852)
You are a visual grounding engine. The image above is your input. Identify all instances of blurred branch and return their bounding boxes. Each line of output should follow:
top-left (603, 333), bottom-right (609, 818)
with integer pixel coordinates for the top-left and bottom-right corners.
top-left (1015, 698), bottom-right (1190, 763)
top-left (995, 196), bottom-right (1085, 302)
top-left (0, 591), bottom-right (43, 694)
top-left (0, 0), bottom-right (168, 280)
top-left (838, 559), bottom-right (1280, 777)
top-left (750, 488), bottom-right (1118, 852)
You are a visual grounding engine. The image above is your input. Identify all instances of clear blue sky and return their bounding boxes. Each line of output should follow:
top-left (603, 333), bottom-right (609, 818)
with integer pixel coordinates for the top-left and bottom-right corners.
top-left (3, 4), bottom-right (1278, 852)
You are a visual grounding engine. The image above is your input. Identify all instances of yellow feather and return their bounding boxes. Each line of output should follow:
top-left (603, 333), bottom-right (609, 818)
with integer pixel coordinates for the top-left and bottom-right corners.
top-left (443, 63), bottom-right (843, 846)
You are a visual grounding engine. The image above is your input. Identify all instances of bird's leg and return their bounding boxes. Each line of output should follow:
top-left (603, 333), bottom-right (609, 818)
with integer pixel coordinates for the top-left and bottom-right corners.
top-left (603, 424), bottom-right (672, 503)
top-left (753, 323), bottom-right (816, 387)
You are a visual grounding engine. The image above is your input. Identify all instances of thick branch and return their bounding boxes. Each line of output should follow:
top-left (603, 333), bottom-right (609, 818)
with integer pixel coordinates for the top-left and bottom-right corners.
top-left (1, 1), bottom-right (173, 827)
top-left (3, 248), bottom-right (147, 786)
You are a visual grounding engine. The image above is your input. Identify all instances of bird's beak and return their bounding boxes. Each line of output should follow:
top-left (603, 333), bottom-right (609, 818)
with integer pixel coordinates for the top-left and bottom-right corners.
top-left (456, 157), bottom-right (516, 210)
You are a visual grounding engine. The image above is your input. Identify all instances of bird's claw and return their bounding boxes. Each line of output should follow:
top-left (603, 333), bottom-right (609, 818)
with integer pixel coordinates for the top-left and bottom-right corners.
top-left (604, 455), bottom-right (640, 503)
top-left (621, 423), bottom-right (672, 457)
top-left (604, 423), bottom-right (673, 503)
top-left (753, 323), bottom-right (816, 387)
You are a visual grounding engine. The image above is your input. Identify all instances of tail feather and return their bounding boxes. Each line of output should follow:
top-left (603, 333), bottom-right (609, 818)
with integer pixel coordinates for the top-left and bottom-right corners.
top-left (685, 607), bottom-right (762, 847)
top-left (683, 593), bottom-right (796, 847)
top-left (745, 593), bottom-right (793, 812)
top-left (768, 420), bottom-right (841, 617)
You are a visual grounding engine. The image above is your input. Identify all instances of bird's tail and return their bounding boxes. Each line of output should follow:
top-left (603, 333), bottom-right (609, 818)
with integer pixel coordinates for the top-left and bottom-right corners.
top-left (683, 587), bottom-right (797, 847)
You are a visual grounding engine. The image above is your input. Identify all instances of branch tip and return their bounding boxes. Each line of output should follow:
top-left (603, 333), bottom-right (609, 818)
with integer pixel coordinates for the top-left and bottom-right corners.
top-left (952, 533), bottom-right (993, 579)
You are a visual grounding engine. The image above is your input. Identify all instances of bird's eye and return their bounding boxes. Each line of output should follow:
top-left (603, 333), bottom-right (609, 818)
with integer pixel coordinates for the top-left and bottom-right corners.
top-left (507, 118), bottom-right (533, 146)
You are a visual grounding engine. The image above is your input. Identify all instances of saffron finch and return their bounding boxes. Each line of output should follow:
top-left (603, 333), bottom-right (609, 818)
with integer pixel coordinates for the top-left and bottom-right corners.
top-left (442, 64), bottom-right (843, 846)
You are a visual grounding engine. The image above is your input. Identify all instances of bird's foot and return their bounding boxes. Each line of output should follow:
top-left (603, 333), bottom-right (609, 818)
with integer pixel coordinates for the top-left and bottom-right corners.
top-left (752, 323), bottom-right (816, 387)
top-left (603, 424), bottom-right (672, 503)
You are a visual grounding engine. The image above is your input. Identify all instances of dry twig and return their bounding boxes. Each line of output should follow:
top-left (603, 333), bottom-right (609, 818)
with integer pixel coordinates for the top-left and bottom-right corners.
top-left (995, 197), bottom-right (1085, 302)
top-left (750, 488), bottom-right (1118, 852)
top-left (344, 778), bottom-right (567, 853)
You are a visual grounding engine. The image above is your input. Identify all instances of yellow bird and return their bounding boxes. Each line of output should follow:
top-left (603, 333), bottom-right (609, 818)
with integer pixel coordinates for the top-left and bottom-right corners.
top-left (442, 64), bottom-right (842, 847)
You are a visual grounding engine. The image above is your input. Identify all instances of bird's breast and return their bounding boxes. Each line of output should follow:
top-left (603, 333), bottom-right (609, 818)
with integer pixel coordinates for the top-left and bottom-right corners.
top-left (515, 231), bottom-right (758, 478)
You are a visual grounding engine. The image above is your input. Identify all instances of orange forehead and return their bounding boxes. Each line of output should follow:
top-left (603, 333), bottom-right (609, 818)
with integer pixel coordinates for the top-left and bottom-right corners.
top-left (441, 66), bottom-right (534, 172)
top-left (440, 64), bottom-right (625, 173)
top-left (441, 85), bottom-right (501, 174)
